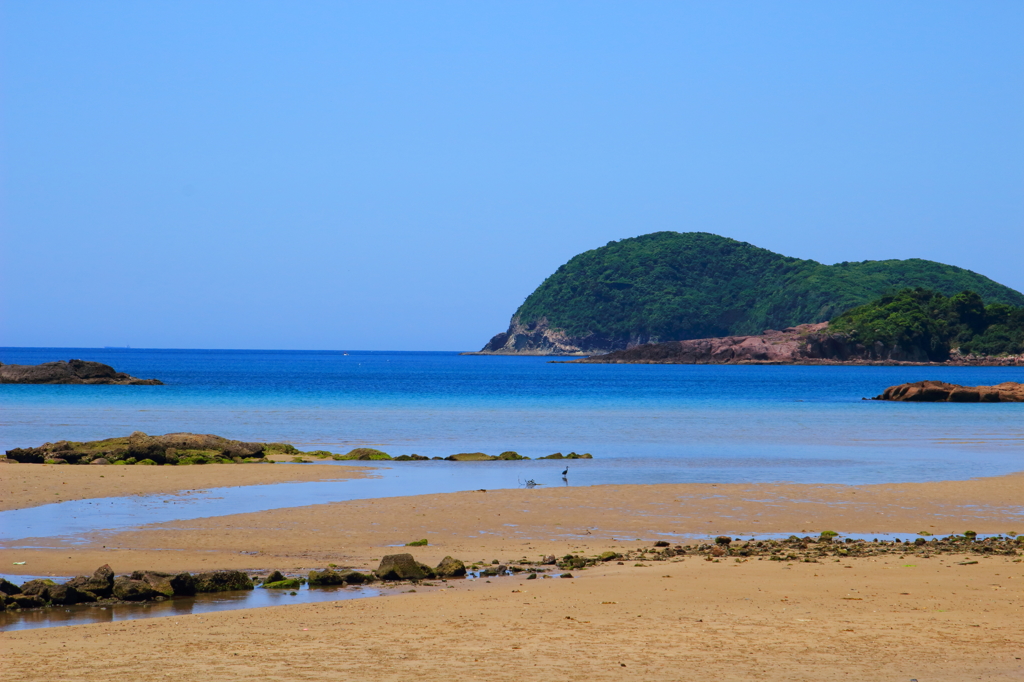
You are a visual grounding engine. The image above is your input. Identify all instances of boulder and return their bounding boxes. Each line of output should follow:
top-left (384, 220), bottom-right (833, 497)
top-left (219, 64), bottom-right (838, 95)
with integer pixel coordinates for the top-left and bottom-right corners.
top-left (7, 594), bottom-right (45, 609)
top-left (307, 569), bottom-right (346, 587)
top-left (19, 579), bottom-right (57, 600)
top-left (193, 570), bottom-right (254, 593)
top-left (262, 570), bottom-right (287, 585)
top-left (90, 458), bottom-right (110, 465)
top-left (113, 577), bottom-right (161, 601)
top-left (262, 578), bottom-right (301, 589)
top-left (435, 556), bottom-right (467, 578)
top-left (375, 553), bottom-right (433, 581)
top-left (65, 566), bottom-right (115, 599)
top-left (0, 578), bottom-right (23, 595)
top-left (170, 572), bottom-right (197, 596)
top-left (130, 571), bottom-right (176, 597)
top-left (496, 451), bottom-right (528, 460)
top-left (46, 584), bottom-right (90, 605)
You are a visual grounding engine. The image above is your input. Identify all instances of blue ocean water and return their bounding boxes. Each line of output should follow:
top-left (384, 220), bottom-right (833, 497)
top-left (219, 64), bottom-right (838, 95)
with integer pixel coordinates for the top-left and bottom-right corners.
top-left (2, 347), bottom-right (1023, 487)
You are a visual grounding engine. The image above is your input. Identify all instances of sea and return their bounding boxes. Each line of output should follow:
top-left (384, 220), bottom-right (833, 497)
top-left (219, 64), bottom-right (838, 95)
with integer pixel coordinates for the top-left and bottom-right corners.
top-left (2, 347), bottom-right (1022, 629)
top-left (2, 346), bottom-right (1022, 489)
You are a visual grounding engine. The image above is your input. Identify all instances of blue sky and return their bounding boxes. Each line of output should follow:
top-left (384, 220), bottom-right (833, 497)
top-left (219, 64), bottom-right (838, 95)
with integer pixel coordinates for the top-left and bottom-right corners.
top-left (2, 2), bottom-right (1021, 350)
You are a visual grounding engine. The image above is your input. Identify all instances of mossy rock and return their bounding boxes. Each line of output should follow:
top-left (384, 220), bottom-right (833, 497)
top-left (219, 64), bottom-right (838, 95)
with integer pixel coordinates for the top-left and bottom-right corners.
top-left (263, 443), bottom-right (300, 455)
top-left (406, 539), bottom-right (428, 547)
top-left (565, 452), bottom-right (593, 459)
top-left (112, 460), bottom-right (128, 465)
top-left (539, 452), bottom-right (564, 459)
top-left (597, 551), bottom-right (619, 561)
top-left (291, 456), bottom-right (311, 463)
top-left (262, 579), bottom-right (301, 589)
top-left (338, 448), bottom-right (392, 461)
top-left (497, 451), bottom-right (529, 460)
top-left (445, 452), bottom-right (495, 461)
top-left (304, 450), bottom-right (334, 459)
top-left (435, 556), bottom-right (467, 578)
top-left (820, 530), bottom-right (839, 540)
top-left (394, 454), bottom-right (429, 461)
top-left (136, 458), bottom-right (157, 465)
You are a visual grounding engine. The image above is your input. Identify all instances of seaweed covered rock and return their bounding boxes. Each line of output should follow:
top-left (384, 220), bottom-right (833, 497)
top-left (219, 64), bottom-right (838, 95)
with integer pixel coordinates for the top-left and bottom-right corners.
top-left (113, 577), bottom-right (162, 601)
top-left (445, 452), bottom-right (495, 461)
top-left (46, 584), bottom-right (91, 605)
top-left (538, 452), bottom-right (593, 459)
top-left (19, 579), bottom-right (57, 600)
top-left (5, 432), bottom-right (268, 465)
top-left (7, 594), bottom-right (45, 609)
top-left (65, 565), bottom-right (115, 599)
top-left (435, 556), bottom-right (467, 578)
top-left (337, 448), bottom-right (392, 461)
top-left (375, 553), bottom-right (434, 581)
top-left (193, 570), bottom-right (254, 593)
top-left (0, 359), bottom-right (163, 385)
top-left (129, 571), bottom-right (180, 597)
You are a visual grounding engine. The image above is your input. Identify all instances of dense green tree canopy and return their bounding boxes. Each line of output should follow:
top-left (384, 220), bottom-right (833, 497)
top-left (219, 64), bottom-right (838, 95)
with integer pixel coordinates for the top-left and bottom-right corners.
top-left (830, 288), bottom-right (1024, 360)
top-left (511, 232), bottom-right (1024, 345)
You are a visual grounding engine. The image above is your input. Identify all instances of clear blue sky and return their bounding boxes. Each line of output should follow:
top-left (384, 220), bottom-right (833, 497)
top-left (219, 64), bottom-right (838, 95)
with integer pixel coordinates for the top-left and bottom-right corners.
top-left (2, 2), bottom-right (1021, 350)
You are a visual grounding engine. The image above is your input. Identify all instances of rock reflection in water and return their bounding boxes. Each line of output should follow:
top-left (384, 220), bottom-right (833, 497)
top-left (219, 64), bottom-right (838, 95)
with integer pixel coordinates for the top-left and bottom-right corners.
top-left (0, 584), bottom-right (379, 632)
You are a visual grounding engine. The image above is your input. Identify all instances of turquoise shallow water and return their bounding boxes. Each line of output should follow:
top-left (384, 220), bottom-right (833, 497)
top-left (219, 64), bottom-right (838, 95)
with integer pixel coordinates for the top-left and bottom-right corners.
top-left (2, 347), bottom-right (1023, 487)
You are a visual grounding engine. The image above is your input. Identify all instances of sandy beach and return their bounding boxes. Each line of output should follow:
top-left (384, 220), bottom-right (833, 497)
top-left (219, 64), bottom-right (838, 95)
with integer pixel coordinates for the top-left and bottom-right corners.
top-left (1, 465), bottom-right (1023, 680)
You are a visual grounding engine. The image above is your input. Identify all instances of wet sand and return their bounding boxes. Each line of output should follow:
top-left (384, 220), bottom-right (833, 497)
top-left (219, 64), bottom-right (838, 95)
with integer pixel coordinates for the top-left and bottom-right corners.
top-left (3, 557), bottom-right (1022, 681)
top-left (0, 462), bottom-right (369, 512)
top-left (1, 468), bottom-right (1022, 680)
top-left (2, 473), bottom-right (1022, 576)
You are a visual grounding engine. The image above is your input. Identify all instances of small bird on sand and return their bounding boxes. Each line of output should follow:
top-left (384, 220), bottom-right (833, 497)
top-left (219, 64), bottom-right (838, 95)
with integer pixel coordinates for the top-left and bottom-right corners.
top-left (561, 466), bottom-right (569, 478)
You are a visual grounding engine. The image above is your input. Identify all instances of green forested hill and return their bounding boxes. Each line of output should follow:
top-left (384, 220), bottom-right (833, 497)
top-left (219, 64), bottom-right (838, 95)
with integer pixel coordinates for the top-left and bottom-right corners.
top-left (493, 232), bottom-right (1024, 351)
top-left (829, 288), bottom-right (1024, 361)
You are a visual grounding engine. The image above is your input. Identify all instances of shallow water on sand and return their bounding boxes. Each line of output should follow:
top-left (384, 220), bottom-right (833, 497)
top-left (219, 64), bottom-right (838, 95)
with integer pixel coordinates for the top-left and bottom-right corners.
top-left (0, 582), bottom-right (382, 631)
top-left (2, 348), bottom-right (1022, 479)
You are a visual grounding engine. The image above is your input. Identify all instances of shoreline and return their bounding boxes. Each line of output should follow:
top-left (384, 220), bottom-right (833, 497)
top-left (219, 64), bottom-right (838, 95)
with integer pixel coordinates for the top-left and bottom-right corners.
top-left (3, 467), bottom-right (1022, 681)
top-left (2, 471), bottom-right (1022, 577)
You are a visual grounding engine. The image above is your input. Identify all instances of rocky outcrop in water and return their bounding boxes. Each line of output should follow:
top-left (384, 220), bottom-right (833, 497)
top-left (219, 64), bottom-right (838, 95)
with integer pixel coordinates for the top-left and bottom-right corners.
top-left (565, 324), bottom-right (1010, 365)
top-left (872, 381), bottom-right (1024, 402)
top-left (3, 432), bottom-right (273, 465)
top-left (0, 359), bottom-right (162, 384)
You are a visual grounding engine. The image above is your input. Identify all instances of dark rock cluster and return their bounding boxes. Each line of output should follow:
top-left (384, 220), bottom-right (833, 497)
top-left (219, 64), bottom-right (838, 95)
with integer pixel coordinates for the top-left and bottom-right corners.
top-left (0, 360), bottom-right (162, 385)
top-left (585, 533), bottom-right (1023, 566)
top-left (0, 566), bottom-right (254, 611)
top-left (2, 436), bottom-right (595, 466)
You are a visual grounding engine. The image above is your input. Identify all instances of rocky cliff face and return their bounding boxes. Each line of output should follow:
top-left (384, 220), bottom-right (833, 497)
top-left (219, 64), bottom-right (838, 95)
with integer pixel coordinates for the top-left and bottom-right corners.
top-left (567, 324), bottom-right (942, 364)
top-left (0, 359), bottom-right (162, 385)
top-left (478, 317), bottom-right (657, 355)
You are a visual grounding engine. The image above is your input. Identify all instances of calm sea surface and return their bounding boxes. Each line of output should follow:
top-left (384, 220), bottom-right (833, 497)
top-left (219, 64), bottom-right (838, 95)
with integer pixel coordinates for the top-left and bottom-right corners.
top-left (2, 347), bottom-right (1022, 488)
